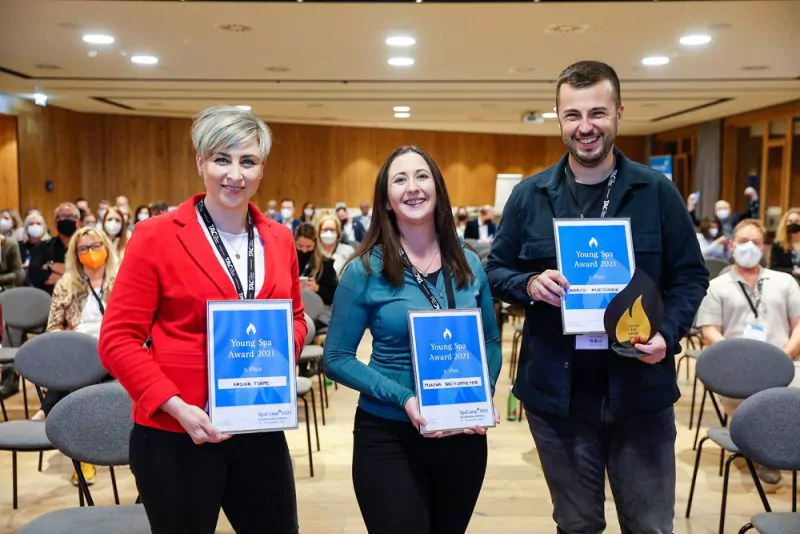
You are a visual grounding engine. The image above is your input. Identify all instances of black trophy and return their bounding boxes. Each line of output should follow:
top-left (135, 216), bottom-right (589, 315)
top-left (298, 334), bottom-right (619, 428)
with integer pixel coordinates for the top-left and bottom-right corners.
top-left (603, 268), bottom-right (664, 358)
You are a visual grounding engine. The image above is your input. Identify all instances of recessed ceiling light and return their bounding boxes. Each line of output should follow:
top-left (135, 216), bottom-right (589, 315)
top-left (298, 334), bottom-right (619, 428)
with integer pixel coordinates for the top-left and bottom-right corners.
top-left (235, 105), bottom-right (252, 111)
top-left (264, 66), bottom-right (291, 73)
top-left (34, 64), bottom-right (61, 70)
top-left (542, 112), bottom-right (558, 119)
top-left (388, 57), bottom-right (415, 67)
top-left (33, 93), bottom-right (48, 106)
top-left (218, 24), bottom-right (253, 33)
top-left (83, 34), bottom-right (115, 45)
top-left (741, 65), bottom-right (769, 71)
top-left (680, 34), bottom-right (712, 46)
top-left (642, 56), bottom-right (670, 66)
top-left (131, 55), bottom-right (159, 65)
top-left (393, 106), bottom-right (411, 112)
top-left (394, 112), bottom-right (411, 119)
top-left (385, 36), bottom-right (416, 47)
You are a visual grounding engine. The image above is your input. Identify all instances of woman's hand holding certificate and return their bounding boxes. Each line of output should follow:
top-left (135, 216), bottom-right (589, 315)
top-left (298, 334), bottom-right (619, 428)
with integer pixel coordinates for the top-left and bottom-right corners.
top-left (162, 396), bottom-right (231, 445)
top-left (405, 397), bottom-right (499, 438)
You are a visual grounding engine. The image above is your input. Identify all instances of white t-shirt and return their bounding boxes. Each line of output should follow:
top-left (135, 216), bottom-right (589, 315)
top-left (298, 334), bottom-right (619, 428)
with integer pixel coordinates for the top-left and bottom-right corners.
top-left (197, 210), bottom-right (266, 297)
top-left (478, 223), bottom-right (490, 242)
top-left (75, 285), bottom-right (104, 338)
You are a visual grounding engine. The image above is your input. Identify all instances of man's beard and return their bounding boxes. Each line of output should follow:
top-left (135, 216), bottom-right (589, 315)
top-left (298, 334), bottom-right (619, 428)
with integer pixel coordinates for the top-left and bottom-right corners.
top-left (564, 127), bottom-right (617, 168)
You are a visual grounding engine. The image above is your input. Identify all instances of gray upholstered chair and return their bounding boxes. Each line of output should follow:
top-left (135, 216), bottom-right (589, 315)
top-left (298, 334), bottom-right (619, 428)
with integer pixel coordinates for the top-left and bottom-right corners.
top-left (705, 257), bottom-right (732, 279)
top-left (300, 313), bottom-right (328, 423)
top-left (0, 331), bottom-right (108, 509)
top-left (297, 376), bottom-right (319, 478)
top-left (0, 286), bottom-right (51, 419)
top-left (19, 382), bottom-right (149, 534)
top-left (732, 388), bottom-right (800, 534)
top-left (686, 338), bottom-right (795, 534)
top-left (300, 288), bottom-right (325, 322)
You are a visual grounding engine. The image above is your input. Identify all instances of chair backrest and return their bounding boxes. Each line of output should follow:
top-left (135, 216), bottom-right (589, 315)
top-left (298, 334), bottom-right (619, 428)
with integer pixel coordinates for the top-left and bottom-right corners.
top-left (304, 313), bottom-right (316, 346)
top-left (0, 287), bottom-right (51, 347)
top-left (45, 381), bottom-right (132, 466)
top-left (695, 338), bottom-right (794, 399)
top-left (730, 387), bottom-right (800, 471)
top-left (301, 288), bottom-right (325, 321)
top-left (14, 331), bottom-right (108, 390)
top-left (704, 257), bottom-right (731, 279)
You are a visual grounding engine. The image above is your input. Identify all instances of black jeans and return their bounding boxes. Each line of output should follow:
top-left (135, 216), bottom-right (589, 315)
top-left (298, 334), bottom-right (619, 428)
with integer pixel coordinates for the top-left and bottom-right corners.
top-left (526, 405), bottom-right (676, 534)
top-left (129, 424), bottom-right (298, 534)
top-left (352, 408), bottom-right (488, 534)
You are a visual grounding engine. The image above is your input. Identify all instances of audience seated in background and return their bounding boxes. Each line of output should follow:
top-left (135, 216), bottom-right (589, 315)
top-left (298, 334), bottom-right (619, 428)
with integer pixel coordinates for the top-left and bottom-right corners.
top-left (101, 207), bottom-right (130, 261)
top-left (265, 198), bottom-right (278, 219)
top-left (27, 202), bottom-right (82, 295)
top-left (295, 222), bottom-right (338, 321)
top-left (96, 199), bottom-right (110, 222)
top-left (0, 208), bottom-right (25, 243)
top-left (0, 232), bottom-right (24, 291)
top-left (276, 198), bottom-right (301, 233)
top-left (19, 212), bottom-right (50, 268)
top-left (301, 201), bottom-right (316, 223)
top-left (81, 211), bottom-right (96, 230)
top-left (454, 206), bottom-right (469, 238)
top-left (696, 218), bottom-right (800, 485)
top-left (336, 203), bottom-right (358, 245)
top-left (149, 200), bottom-right (168, 217)
top-left (696, 217), bottom-right (729, 260)
top-left (687, 187), bottom-right (759, 238)
top-left (769, 208), bottom-right (800, 283)
top-left (317, 214), bottom-right (356, 275)
top-left (465, 205), bottom-right (496, 242)
top-left (353, 200), bottom-right (371, 242)
top-left (115, 195), bottom-right (129, 211)
top-left (74, 197), bottom-right (90, 215)
top-left (134, 204), bottom-right (151, 225)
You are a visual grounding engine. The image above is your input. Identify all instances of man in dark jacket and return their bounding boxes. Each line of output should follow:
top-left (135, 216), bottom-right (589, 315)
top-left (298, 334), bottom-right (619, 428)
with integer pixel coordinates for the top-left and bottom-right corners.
top-left (486, 61), bottom-right (708, 534)
top-left (464, 205), bottom-right (497, 241)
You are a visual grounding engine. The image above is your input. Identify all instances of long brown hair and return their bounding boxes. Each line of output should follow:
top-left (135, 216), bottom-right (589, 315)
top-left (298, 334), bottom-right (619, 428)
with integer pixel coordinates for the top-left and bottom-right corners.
top-left (349, 145), bottom-right (473, 288)
top-left (295, 222), bottom-right (324, 281)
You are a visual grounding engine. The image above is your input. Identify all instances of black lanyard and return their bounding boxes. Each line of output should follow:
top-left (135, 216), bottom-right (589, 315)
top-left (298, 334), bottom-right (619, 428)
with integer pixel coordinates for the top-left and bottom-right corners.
top-left (792, 250), bottom-right (800, 268)
top-left (87, 283), bottom-right (105, 315)
top-left (399, 247), bottom-right (456, 310)
top-left (197, 199), bottom-right (256, 300)
top-left (565, 168), bottom-right (618, 219)
top-left (738, 278), bottom-right (764, 319)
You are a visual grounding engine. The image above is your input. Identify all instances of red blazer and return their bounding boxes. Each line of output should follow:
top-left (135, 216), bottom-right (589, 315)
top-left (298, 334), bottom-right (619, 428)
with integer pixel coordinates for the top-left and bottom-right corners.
top-left (99, 194), bottom-right (307, 433)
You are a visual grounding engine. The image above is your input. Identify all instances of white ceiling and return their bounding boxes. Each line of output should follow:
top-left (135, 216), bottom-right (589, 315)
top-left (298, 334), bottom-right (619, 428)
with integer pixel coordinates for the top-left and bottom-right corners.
top-left (0, 0), bottom-right (798, 136)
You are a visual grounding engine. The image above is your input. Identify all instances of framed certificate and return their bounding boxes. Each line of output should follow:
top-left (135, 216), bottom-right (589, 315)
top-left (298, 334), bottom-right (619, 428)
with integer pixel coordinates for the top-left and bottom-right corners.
top-left (408, 308), bottom-right (495, 434)
top-left (206, 299), bottom-right (298, 434)
top-left (553, 218), bottom-right (635, 335)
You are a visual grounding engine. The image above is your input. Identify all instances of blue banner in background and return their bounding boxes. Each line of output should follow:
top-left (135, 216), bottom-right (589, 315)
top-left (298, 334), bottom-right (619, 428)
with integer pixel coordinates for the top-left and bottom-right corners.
top-left (649, 155), bottom-right (673, 181)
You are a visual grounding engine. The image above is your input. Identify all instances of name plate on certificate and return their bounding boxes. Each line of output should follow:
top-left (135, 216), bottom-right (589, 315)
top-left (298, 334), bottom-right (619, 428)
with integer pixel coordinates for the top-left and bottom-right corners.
top-left (553, 218), bottom-right (635, 335)
top-left (408, 309), bottom-right (495, 434)
top-left (207, 300), bottom-right (298, 434)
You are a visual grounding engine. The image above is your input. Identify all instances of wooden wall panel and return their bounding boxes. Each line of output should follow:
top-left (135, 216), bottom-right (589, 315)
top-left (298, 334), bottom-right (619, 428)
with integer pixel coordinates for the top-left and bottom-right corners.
top-left (0, 114), bottom-right (20, 211)
top-left (8, 100), bottom-right (646, 219)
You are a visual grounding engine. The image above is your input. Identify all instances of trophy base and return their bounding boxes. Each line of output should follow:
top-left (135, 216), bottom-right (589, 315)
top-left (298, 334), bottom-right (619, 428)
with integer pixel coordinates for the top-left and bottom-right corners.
top-left (611, 342), bottom-right (646, 359)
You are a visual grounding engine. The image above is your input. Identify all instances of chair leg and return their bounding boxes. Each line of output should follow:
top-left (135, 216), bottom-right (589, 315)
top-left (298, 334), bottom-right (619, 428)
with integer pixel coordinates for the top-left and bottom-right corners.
top-left (720, 452), bottom-right (742, 534)
top-left (0, 397), bottom-right (7, 422)
top-left (793, 470), bottom-right (797, 512)
top-left (694, 388), bottom-right (707, 450)
top-left (719, 448), bottom-right (725, 477)
top-left (738, 523), bottom-right (755, 534)
top-left (12, 450), bottom-right (18, 510)
top-left (709, 392), bottom-right (726, 426)
top-left (310, 388), bottom-right (320, 452)
top-left (38, 451), bottom-right (43, 472)
top-left (301, 397), bottom-right (313, 478)
top-left (689, 373), bottom-right (699, 430)
top-left (322, 367), bottom-right (329, 408)
top-left (21, 377), bottom-right (29, 419)
top-left (744, 457), bottom-right (772, 513)
top-left (110, 466), bottom-right (120, 505)
top-left (73, 459), bottom-right (95, 506)
top-left (686, 435), bottom-right (709, 518)
top-left (317, 370), bottom-right (326, 426)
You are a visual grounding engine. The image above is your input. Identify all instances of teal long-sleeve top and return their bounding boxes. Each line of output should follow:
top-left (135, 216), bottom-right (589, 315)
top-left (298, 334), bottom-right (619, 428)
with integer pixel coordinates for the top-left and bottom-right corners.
top-left (323, 245), bottom-right (502, 422)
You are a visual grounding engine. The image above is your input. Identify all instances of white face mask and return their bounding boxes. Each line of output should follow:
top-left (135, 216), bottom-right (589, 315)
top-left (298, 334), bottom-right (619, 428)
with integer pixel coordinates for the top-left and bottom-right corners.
top-left (281, 208), bottom-right (293, 220)
top-left (733, 241), bottom-right (763, 269)
top-left (104, 220), bottom-right (122, 237)
top-left (304, 208), bottom-right (315, 218)
top-left (137, 213), bottom-right (149, 222)
top-left (98, 209), bottom-right (107, 220)
top-left (27, 224), bottom-right (44, 239)
top-left (0, 219), bottom-right (12, 232)
top-left (320, 231), bottom-right (338, 245)
top-left (716, 208), bottom-right (730, 220)
top-left (708, 227), bottom-right (719, 238)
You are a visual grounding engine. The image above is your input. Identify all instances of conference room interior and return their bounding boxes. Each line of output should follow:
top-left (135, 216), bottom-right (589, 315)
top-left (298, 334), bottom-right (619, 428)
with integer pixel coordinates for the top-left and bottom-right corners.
top-left (1, 0), bottom-right (800, 532)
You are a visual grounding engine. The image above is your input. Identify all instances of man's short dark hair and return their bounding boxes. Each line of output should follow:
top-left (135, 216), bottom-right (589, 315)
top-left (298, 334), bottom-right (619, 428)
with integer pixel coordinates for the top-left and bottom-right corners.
top-left (281, 197), bottom-right (294, 205)
top-left (556, 61), bottom-right (621, 110)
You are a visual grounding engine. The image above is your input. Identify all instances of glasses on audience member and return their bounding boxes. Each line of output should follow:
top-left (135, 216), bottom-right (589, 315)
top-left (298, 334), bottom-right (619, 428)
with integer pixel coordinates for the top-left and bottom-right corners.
top-left (77, 242), bottom-right (104, 254)
top-left (56, 213), bottom-right (79, 222)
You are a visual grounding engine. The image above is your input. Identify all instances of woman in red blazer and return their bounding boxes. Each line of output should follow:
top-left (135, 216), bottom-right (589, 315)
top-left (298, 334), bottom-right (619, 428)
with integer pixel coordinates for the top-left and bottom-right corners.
top-left (99, 106), bottom-right (306, 534)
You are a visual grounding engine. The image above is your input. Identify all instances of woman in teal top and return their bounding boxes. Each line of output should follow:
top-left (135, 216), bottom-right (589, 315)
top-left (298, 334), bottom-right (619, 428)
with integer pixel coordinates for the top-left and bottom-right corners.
top-left (324, 145), bottom-right (502, 534)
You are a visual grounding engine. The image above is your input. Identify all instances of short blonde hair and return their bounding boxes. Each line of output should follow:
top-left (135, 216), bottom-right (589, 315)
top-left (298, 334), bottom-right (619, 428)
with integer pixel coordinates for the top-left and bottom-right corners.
top-left (733, 218), bottom-right (766, 240)
top-left (191, 106), bottom-right (272, 160)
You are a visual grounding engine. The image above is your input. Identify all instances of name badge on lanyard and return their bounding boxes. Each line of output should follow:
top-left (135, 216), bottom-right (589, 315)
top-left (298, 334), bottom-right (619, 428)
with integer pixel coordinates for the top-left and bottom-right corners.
top-left (576, 334), bottom-right (609, 350)
top-left (743, 323), bottom-right (768, 342)
top-left (739, 278), bottom-right (767, 342)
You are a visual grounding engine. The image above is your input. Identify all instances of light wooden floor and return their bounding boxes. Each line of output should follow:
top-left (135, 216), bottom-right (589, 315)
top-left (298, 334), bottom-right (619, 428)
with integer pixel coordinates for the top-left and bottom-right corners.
top-left (1, 326), bottom-right (797, 534)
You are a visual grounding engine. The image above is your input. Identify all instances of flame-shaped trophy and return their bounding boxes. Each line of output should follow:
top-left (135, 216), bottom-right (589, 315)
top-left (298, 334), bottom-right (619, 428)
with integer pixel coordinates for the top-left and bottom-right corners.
top-left (602, 268), bottom-right (664, 358)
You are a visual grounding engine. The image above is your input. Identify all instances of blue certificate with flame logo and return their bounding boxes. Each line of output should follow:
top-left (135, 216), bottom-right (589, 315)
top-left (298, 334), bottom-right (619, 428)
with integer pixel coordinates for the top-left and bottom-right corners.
top-left (553, 218), bottom-right (635, 335)
top-left (206, 300), bottom-right (297, 434)
top-left (408, 309), bottom-right (495, 433)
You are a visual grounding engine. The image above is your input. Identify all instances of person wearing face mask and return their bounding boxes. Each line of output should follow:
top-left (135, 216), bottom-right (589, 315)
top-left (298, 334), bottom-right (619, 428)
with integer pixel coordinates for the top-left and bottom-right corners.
top-left (276, 197), bottom-right (301, 233)
top-left (0, 230), bottom-right (24, 291)
top-left (96, 200), bottom-right (110, 223)
top-left (300, 201), bottom-right (316, 223)
top-left (464, 205), bottom-right (496, 242)
top-left (769, 209), bottom-right (800, 282)
top-left (27, 202), bottom-right (82, 295)
top-left (265, 199), bottom-right (278, 220)
top-left (696, 217), bottom-right (729, 260)
top-left (295, 223), bottom-right (337, 331)
top-left (0, 209), bottom-right (25, 243)
top-left (687, 187), bottom-right (759, 239)
top-left (454, 206), bottom-right (469, 238)
top-left (134, 205), bottom-right (151, 225)
top-left (32, 226), bottom-right (119, 484)
top-left (697, 218), bottom-right (800, 485)
top-left (20, 212), bottom-right (50, 267)
top-left (101, 207), bottom-right (129, 261)
top-left (316, 214), bottom-right (355, 275)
